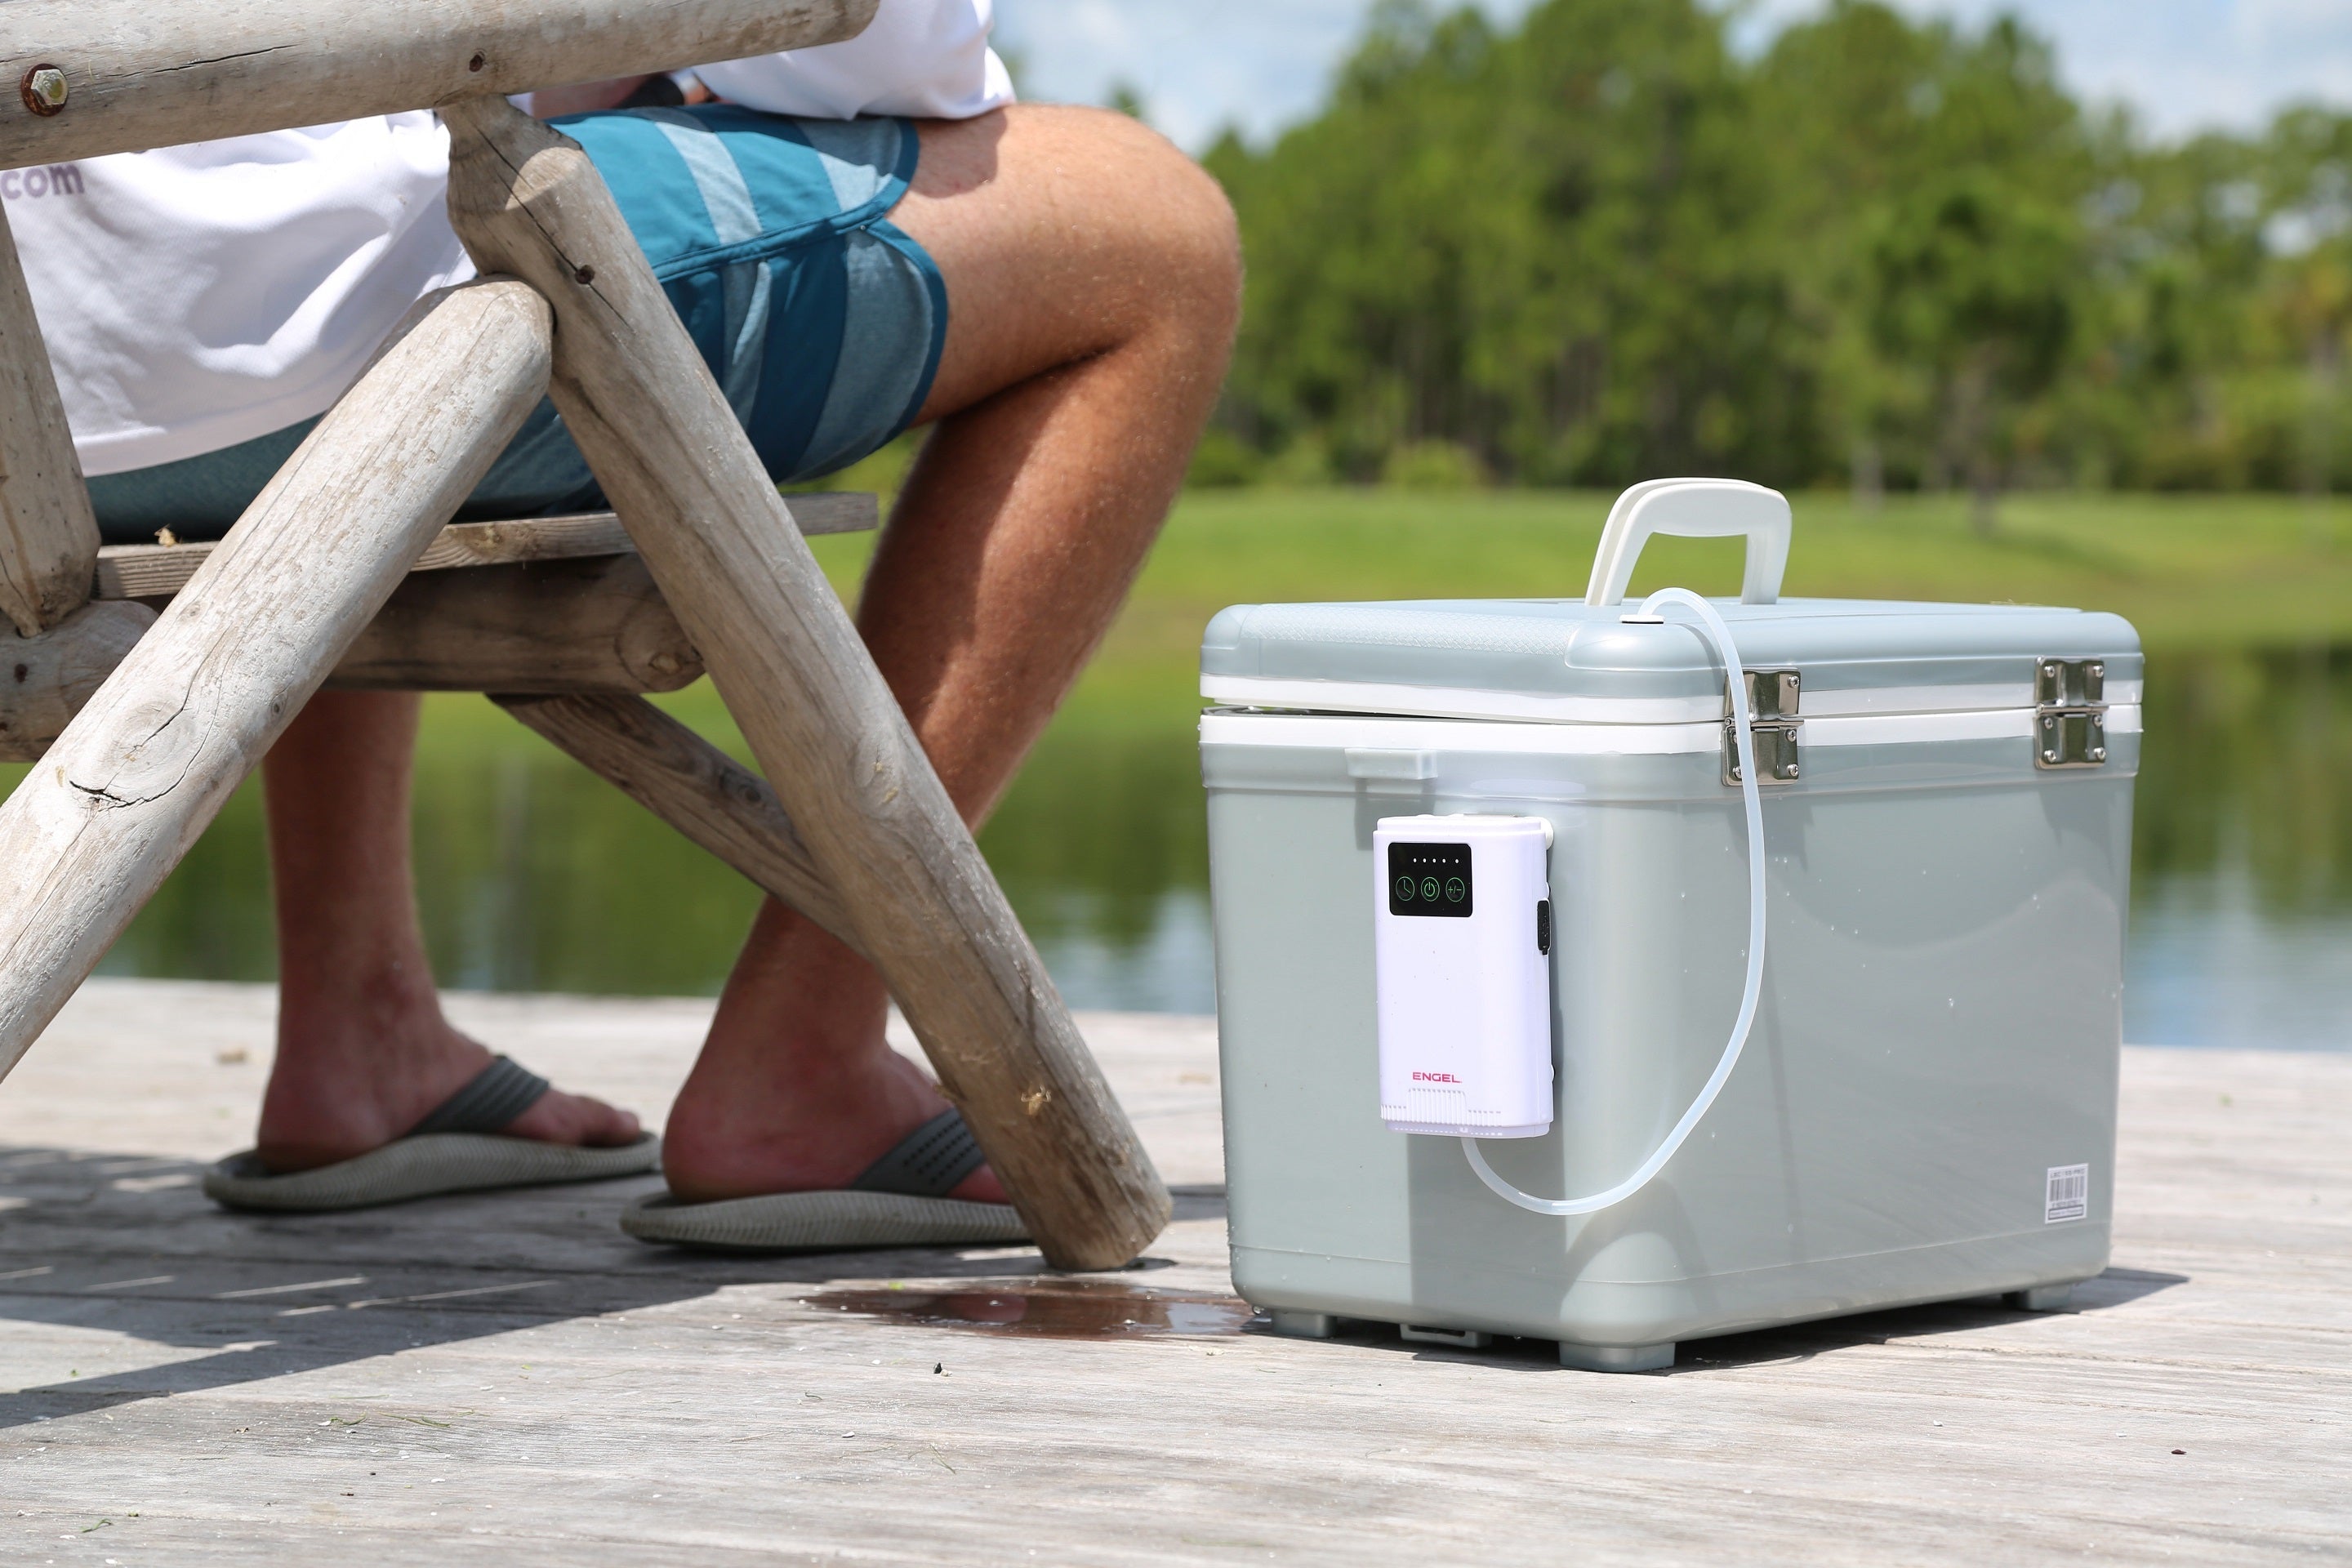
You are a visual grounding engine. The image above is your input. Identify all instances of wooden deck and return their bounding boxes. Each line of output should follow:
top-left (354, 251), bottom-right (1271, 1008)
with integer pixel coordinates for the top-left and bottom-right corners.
top-left (0, 979), bottom-right (2343, 1564)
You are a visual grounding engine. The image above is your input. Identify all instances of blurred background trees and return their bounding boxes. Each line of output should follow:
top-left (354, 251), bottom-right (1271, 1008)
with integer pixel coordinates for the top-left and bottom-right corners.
top-left (1196, 0), bottom-right (2352, 508)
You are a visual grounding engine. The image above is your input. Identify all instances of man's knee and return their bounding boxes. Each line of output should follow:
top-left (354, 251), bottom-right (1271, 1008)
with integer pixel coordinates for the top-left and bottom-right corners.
top-left (902, 105), bottom-right (1242, 411)
top-left (1170, 156), bottom-right (1243, 350)
top-left (1080, 108), bottom-right (1242, 343)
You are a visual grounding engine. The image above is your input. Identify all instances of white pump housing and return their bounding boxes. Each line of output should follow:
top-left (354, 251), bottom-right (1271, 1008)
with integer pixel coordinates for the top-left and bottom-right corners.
top-left (1374, 814), bottom-right (1555, 1138)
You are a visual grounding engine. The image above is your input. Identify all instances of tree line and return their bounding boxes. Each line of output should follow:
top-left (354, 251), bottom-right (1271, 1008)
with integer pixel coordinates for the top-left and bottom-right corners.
top-left (1194, 0), bottom-right (2352, 515)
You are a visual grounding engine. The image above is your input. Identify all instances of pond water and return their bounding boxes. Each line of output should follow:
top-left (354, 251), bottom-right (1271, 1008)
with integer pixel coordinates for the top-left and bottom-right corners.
top-left (62, 646), bottom-right (2352, 1052)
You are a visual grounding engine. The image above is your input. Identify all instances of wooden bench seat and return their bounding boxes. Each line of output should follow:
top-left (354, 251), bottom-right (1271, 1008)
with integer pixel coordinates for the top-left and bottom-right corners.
top-left (0, 497), bottom-right (875, 760)
top-left (88, 496), bottom-right (875, 600)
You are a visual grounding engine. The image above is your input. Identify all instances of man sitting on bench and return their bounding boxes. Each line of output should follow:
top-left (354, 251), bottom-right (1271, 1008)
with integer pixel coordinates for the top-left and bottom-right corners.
top-left (12, 0), bottom-right (1239, 1244)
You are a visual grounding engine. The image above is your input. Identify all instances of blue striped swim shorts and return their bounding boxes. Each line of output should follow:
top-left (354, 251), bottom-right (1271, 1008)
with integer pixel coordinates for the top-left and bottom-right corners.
top-left (87, 108), bottom-right (946, 542)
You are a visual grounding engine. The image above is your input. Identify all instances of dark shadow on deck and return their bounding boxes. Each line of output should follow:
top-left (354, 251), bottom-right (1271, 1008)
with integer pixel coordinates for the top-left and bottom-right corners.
top-left (1667, 1267), bottom-right (2192, 1372)
top-left (0, 1143), bottom-right (1207, 1431)
top-left (1238, 1266), bottom-right (2192, 1375)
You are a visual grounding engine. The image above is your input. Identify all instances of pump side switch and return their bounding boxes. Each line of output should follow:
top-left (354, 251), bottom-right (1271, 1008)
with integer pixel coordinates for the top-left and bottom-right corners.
top-left (1535, 899), bottom-right (1551, 956)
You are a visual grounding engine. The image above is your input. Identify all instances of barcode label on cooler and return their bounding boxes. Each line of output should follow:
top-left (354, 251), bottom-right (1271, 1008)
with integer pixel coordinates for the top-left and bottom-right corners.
top-left (2045, 1164), bottom-right (2089, 1224)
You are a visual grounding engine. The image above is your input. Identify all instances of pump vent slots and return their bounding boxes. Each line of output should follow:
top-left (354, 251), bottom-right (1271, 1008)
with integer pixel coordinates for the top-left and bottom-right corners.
top-left (1724, 668), bottom-right (1801, 786)
top-left (2034, 657), bottom-right (2108, 769)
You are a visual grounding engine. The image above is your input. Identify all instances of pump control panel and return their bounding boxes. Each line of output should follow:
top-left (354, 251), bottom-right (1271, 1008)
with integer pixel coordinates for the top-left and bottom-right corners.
top-left (1388, 842), bottom-right (1472, 917)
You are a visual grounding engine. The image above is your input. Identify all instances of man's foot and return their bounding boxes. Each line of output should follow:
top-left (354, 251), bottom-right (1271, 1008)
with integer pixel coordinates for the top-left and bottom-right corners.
top-left (255, 689), bottom-right (641, 1175)
top-left (660, 1043), bottom-right (1009, 1206)
top-left (255, 998), bottom-right (639, 1174)
top-left (657, 904), bottom-right (1008, 1207)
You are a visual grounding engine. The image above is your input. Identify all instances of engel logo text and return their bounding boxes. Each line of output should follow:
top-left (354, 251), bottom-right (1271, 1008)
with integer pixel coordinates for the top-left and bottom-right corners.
top-left (1411, 1071), bottom-right (1461, 1084)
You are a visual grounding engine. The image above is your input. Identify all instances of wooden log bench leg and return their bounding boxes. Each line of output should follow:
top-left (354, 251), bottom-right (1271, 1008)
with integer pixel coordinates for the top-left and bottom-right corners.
top-left (0, 278), bottom-right (554, 1075)
top-left (0, 200), bottom-right (161, 761)
top-left (494, 693), bottom-right (854, 952)
top-left (0, 202), bottom-right (97, 642)
top-left (444, 96), bottom-right (1169, 1270)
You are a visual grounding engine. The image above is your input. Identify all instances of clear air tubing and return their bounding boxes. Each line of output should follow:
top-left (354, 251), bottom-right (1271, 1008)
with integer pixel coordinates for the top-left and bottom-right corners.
top-left (1461, 587), bottom-right (1767, 1217)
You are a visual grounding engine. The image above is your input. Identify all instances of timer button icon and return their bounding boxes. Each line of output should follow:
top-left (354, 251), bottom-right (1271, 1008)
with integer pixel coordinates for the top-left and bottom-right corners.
top-left (1393, 875), bottom-right (1416, 902)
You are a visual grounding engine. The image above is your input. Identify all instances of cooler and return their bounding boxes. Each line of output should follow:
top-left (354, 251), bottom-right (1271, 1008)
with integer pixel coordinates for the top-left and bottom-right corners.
top-left (1199, 480), bottom-right (2140, 1370)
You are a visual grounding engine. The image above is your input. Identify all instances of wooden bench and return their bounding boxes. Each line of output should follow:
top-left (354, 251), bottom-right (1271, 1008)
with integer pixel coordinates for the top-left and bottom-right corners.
top-left (0, 0), bottom-right (1169, 1269)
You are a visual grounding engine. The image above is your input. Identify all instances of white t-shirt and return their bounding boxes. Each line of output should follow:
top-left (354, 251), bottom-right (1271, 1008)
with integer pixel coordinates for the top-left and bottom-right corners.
top-left (7, 0), bottom-right (1012, 478)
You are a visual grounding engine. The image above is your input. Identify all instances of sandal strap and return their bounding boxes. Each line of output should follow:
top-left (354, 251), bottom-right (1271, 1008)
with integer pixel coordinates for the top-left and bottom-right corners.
top-left (405, 1056), bottom-right (551, 1137)
top-left (850, 1108), bottom-right (986, 1198)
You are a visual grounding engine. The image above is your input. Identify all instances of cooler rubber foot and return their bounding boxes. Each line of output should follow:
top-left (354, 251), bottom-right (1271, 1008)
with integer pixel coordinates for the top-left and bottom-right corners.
top-left (2006, 1283), bottom-right (2076, 1312)
top-left (1559, 1340), bottom-right (1674, 1373)
top-left (1267, 1310), bottom-right (1339, 1339)
top-left (1400, 1324), bottom-right (1494, 1349)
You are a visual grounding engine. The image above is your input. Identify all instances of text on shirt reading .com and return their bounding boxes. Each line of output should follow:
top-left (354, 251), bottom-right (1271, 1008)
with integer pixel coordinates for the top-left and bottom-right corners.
top-left (2, 166), bottom-right (84, 201)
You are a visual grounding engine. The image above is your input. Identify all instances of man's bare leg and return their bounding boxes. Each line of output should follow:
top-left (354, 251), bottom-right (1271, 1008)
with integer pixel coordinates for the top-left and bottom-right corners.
top-left (245, 79), bottom-right (671, 1171)
top-left (248, 105), bottom-right (1232, 1185)
top-left (254, 690), bottom-right (638, 1169)
top-left (659, 105), bottom-right (1241, 1204)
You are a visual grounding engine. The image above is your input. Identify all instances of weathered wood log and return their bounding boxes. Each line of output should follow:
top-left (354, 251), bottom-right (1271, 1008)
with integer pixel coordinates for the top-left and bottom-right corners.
top-left (0, 204), bottom-right (97, 636)
top-left (0, 278), bottom-right (552, 1076)
top-left (444, 96), bottom-right (1170, 1271)
top-left (496, 693), bottom-right (853, 948)
top-left (0, 600), bottom-right (156, 761)
top-left (92, 493), bottom-right (876, 601)
top-left (0, 556), bottom-right (692, 756)
top-left (0, 0), bottom-right (876, 171)
top-left (4, 556), bottom-right (697, 758)
top-left (7, 492), bottom-right (877, 743)
top-left (328, 553), bottom-right (699, 693)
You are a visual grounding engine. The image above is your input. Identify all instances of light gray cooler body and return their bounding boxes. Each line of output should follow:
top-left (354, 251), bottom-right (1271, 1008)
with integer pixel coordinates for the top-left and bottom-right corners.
top-left (1199, 519), bottom-right (2139, 1365)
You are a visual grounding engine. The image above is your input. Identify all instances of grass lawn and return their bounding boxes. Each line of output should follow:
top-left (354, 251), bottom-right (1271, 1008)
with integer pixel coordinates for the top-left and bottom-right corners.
top-left (607, 486), bottom-right (2352, 757)
top-left (1121, 488), bottom-right (2352, 650)
top-left (69, 483), bottom-right (2334, 767)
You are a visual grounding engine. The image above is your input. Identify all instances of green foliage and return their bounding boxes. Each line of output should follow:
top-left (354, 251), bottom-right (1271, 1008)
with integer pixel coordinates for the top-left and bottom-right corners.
top-left (1103, 80), bottom-right (1147, 120)
top-left (1381, 438), bottom-right (1490, 488)
top-left (1866, 170), bottom-right (2078, 528)
top-left (1185, 425), bottom-right (1264, 487)
top-left (1204, 0), bottom-right (2352, 497)
top-left (1209, 0), bottom-right (1811, 485)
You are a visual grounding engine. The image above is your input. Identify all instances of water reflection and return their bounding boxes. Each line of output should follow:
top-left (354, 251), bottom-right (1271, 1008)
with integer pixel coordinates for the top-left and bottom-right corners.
top-left (20, 646), bottom-right (2352, 1049)
top-left (58, 700), bottom-right (1219, 1011)
top-left (2131, 646), bottom-right (2352, 1049)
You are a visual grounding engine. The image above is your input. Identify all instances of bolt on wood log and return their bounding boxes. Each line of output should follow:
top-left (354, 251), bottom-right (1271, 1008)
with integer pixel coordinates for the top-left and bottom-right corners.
top-left (0, 0), bottom-right (876, 170)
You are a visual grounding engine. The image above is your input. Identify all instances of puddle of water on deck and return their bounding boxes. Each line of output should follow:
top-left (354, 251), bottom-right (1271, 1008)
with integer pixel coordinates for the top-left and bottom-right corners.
top-left (804, 1278), bottom-right (1258, 1338)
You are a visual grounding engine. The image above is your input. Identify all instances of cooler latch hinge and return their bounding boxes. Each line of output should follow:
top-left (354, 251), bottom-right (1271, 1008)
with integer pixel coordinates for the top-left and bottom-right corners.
top-left (2034, 658), bottom-right (2108, 769)
top-left (1724, 669), bottom-right (1801, 786)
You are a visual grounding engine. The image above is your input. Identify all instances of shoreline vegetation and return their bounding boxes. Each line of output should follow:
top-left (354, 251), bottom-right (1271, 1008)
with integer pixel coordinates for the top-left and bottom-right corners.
top-left (1191, 0), bottom-right (2352, 515)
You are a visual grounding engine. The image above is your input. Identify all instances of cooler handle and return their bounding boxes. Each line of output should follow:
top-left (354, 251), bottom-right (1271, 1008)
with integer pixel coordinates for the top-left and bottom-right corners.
top-left (1584, 479), bottom-right (1792, 607)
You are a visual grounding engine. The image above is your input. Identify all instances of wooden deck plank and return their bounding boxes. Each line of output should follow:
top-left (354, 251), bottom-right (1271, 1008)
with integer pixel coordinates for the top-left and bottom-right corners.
top-left (0, 980), bottom-right (2344, 1564)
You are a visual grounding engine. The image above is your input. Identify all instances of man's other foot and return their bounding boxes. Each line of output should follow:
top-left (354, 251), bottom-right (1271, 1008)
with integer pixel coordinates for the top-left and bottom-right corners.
top-left (255, 1018), bottom-right (639, 1174)
top-left (660, 1046), bottom-right (1008, 1206)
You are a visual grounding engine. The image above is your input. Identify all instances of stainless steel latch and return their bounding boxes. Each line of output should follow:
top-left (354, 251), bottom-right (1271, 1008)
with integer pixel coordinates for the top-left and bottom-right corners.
top-left (2034, 658), bottom-right (2107, 769)
top-left (1725, 669), bottom-right (1801, 785)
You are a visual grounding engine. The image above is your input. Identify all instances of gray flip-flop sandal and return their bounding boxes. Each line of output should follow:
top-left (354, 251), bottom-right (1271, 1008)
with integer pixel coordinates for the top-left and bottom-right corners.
top-left (203, 1055), bottom-right (659, 1213)
top-left (619, 1108), bottom-right (1027, 1253)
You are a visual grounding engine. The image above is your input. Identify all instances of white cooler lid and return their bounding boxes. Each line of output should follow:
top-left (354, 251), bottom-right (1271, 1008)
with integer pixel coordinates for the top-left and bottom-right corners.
top-left (1200, 597), bottom-right (2142, 724)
